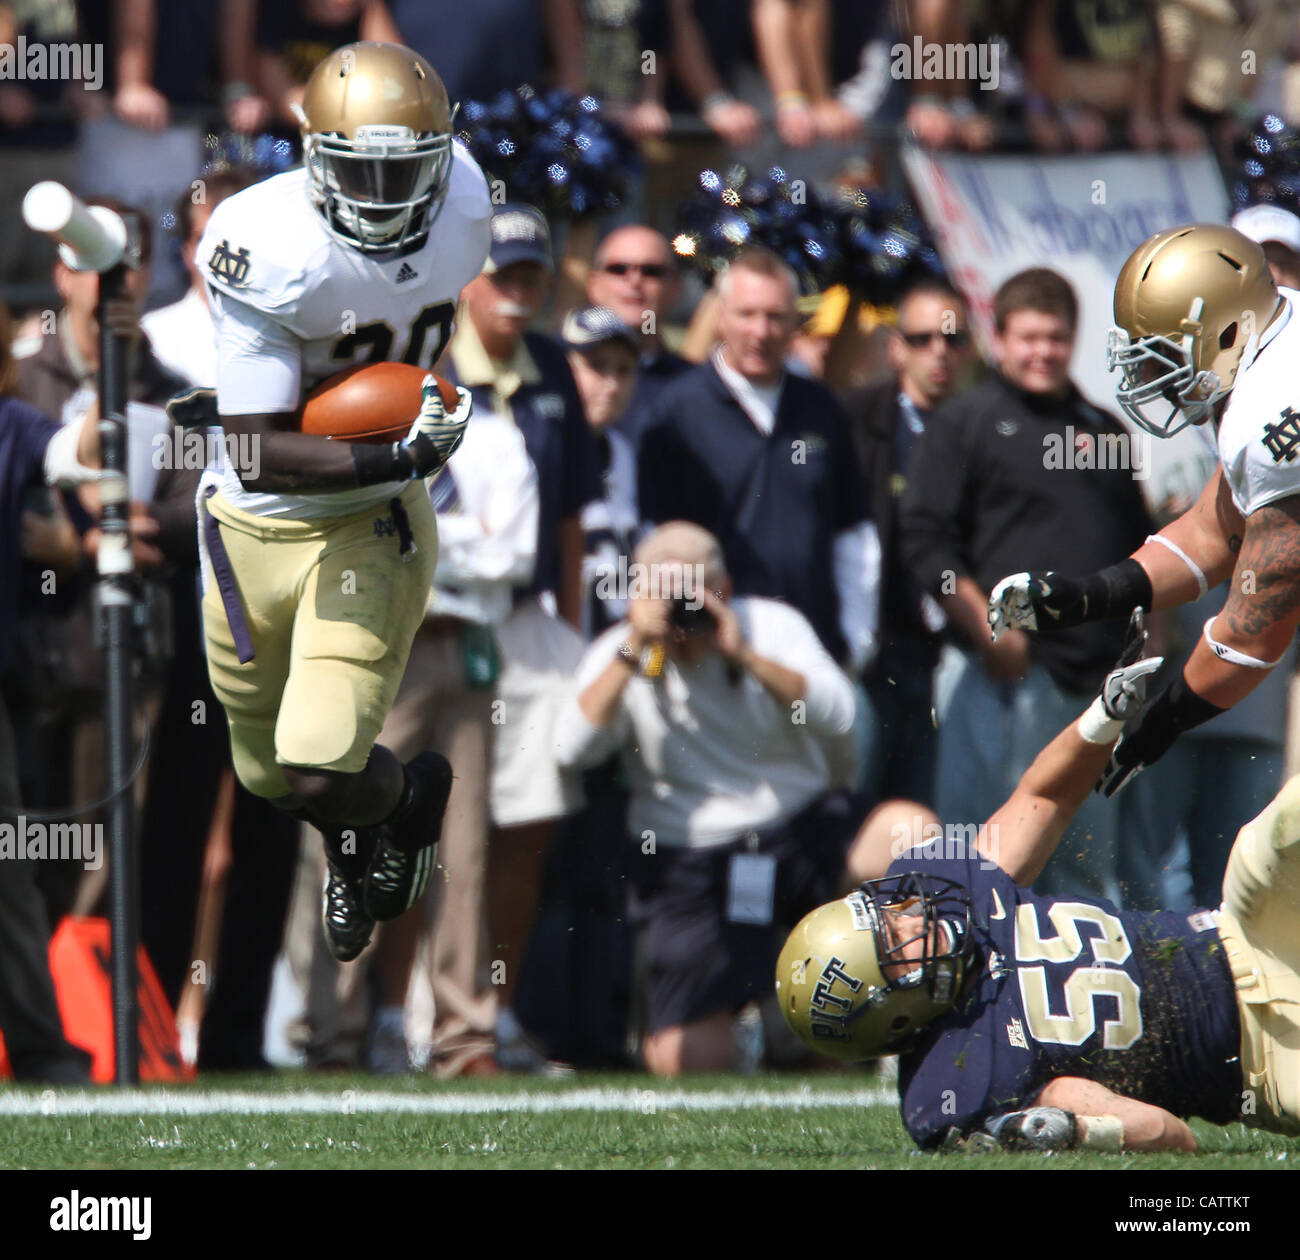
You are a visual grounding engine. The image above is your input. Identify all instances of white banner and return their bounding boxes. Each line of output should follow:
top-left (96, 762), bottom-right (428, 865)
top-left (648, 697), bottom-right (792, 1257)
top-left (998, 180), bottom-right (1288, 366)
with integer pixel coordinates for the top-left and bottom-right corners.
top-left (902, 146), bottom-right (1231, 508)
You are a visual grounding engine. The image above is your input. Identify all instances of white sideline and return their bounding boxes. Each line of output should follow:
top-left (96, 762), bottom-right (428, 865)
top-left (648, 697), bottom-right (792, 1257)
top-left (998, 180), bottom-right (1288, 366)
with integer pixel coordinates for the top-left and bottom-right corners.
top-left (0, 1085), bottom-right (894, 1118)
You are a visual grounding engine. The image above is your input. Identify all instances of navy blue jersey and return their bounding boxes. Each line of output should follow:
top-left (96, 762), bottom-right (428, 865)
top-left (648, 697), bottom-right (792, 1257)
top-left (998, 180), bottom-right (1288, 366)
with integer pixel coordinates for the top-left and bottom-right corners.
top-left (889, 854), bottom-right (1243, 1148)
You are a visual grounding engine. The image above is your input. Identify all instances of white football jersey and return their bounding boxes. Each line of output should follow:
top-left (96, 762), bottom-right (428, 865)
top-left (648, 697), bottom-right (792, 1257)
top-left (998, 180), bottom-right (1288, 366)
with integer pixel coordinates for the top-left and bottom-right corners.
top-left (1217, 289), bottom-right (1300, 517)
top-left (197, 142), bottom-right (493, 518)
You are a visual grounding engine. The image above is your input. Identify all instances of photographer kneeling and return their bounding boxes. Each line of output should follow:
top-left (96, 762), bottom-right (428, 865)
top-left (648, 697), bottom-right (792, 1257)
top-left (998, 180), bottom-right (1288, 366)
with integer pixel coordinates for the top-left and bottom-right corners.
top-left (554, 522), bottom-right (871, 1074)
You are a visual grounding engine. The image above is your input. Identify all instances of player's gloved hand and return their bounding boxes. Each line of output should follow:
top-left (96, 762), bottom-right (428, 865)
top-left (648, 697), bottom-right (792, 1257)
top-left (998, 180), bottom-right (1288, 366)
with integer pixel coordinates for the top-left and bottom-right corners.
top-left (1096, 670), bottom-right (1223, 798)
top-left (985, 1106), bottom-right (1078, 1152)
top-left (987, 572), bottom-right (1087, 641)
top-left (988, 560), bottom-right (1153, 642)
top-left (1078, 610), bottom-right (1164, 748)
top-left (165, 386), bottom-right (218, 429)
top-left (401, 378), bottom-right (472, 477)
top-left (1100, 609), bottom-right (1163, 722)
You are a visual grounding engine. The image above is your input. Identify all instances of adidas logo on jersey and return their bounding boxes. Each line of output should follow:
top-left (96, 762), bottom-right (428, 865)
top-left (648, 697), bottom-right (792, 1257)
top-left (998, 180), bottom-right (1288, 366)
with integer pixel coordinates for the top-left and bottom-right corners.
top-left (394, 262), bottom-right (419, 284)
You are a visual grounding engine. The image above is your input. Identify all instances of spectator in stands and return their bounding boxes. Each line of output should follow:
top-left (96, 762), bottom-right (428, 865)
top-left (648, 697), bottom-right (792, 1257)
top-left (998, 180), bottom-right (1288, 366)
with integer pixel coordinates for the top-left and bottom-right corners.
top-left (900, 0), bottom-right (995, 151)
top-left (1232, 204), bottom-right (1300, 291)
top-left (638, 246), bottom-right (878, 677)
top-left (389, 0), bottom-right (584, 107)
top-left (753, 0), bottom-right (862, 147)
top-left (366, 381), bottom-right (541, 1077)
top-left (562, 305), bottom-right (643, 640)
top-left (441, 203), bottom-right (602, 1070)
top-left (1155, 1), bottom-right (1295, 153)
top-left (0, 300), bottom-right (100, 1084)
top-left (236, 0), bottom-right (403, 128)
top-left (899, 268), bottom-right (1153, 903)
top-left (142, 167), bottom-right (258, 388)
top-left (840, 280), bottom-right (973, 809)
top-left (584, 225), bottom-right (693, 448)
top-left (1019, 0), bottom-right (1201, 152)
top-left (554, 521), bottom-right (866, 1074)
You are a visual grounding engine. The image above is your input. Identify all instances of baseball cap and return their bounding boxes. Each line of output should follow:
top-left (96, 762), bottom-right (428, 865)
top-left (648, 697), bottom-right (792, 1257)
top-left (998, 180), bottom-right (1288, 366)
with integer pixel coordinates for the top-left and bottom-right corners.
top-left (561, 305), bottom-right (638, 354)
top-left (1231, 204), bottom-right (1300, 254)
top-left (484, 204), bottom-right (553, 274)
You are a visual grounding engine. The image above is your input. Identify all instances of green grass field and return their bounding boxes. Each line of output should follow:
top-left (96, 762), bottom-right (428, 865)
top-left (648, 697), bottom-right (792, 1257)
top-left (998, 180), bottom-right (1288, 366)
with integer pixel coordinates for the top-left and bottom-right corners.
top-left (1, 1072), bottom-right (1297, 1170)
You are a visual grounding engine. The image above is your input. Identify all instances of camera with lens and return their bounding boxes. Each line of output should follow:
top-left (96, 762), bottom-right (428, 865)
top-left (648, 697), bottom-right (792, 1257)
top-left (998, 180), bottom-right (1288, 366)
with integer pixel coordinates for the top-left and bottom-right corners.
top-left (670, 596), bottom-right (715, 636)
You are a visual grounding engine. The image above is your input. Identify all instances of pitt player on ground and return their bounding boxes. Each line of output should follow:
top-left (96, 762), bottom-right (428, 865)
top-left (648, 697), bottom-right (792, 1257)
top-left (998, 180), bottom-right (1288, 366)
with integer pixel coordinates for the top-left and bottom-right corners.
top-left (193, 42), bottom-right (492, 961)
top-left (779, 616), bottom-right (1300, 1151)
top-left (988, 224), bottom-right (1300, 794)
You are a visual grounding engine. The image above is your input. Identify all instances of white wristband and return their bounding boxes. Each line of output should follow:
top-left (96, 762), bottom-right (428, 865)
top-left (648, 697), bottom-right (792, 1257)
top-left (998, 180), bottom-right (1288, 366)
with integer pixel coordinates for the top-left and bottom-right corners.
top-left (1146, 533), bottom-right (1208, 598)
top-left (1077, 695), bottom-right (1124, 745)
top-left (1079, 1114), bottom-right (1124, 1152)
top-left (1204, 617), bottom-right (1280, 670)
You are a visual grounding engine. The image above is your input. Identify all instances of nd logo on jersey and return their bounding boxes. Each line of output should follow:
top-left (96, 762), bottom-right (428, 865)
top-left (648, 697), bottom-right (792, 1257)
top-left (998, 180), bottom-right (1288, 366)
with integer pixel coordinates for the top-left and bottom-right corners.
top-left (1262, 404), bottom-right (1300, 464)
top-left (208, 239), bottom-right (251, 288)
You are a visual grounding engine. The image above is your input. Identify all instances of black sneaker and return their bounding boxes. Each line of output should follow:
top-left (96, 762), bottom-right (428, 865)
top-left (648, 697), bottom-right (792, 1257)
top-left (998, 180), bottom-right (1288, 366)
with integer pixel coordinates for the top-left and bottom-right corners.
top-left (362, 752), bottom-right (453, 921)
top-left (322, 861), bottom-right (374, 962)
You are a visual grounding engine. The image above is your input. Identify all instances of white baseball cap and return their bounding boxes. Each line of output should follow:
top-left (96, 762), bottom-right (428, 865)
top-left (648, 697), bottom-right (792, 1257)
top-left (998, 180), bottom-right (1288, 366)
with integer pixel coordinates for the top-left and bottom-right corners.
top-left (1231, 204), bottom-right (1300, 254)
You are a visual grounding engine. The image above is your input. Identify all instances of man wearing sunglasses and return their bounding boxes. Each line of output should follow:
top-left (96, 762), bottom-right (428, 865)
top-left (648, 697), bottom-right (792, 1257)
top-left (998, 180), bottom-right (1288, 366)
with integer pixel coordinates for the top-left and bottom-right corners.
top-left (585, 226), bottom-right (693, 448)
top-left (841, 282), bottom-right (973, 810)
top-left (899, 269), bottom-right (1152, 903)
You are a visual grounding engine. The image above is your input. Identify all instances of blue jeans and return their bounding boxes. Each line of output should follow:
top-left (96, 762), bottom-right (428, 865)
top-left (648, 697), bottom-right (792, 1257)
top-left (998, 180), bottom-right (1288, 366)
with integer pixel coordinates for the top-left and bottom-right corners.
top-left (859, 641), bottom-right (939, 809)
top-left (934, 649), bottom-right (1125, 904)
top-left (1115, 737), bottom-right (1284, 911)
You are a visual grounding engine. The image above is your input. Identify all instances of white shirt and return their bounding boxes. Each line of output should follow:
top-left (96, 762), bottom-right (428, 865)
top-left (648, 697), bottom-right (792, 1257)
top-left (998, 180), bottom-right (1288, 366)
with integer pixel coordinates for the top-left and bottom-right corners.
top-left (554, 596), bottom-right (857, 848)
top-left (141, 287), bottom-right (216, 388)
top-left (197, 147), bottom-right (493, 520)
top-left (428, 410), bottom-right (539, 626)
top-left (1217, 289), bottom-right (1300, 516)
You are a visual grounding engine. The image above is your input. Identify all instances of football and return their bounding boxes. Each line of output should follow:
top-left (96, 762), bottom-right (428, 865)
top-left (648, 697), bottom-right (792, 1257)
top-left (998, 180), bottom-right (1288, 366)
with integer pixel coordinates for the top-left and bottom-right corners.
top-left (301, 362), bottom-right (459, 444)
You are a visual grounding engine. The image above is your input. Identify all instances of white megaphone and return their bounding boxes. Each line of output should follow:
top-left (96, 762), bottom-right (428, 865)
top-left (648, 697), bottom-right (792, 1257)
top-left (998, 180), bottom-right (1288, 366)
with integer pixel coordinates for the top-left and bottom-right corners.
top-left (22, 180), bottom-right (132, 272)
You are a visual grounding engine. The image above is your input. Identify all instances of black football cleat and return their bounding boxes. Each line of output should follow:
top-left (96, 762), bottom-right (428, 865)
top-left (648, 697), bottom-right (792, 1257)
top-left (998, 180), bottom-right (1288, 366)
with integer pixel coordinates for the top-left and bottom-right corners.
top-left (362, 752), bottom-right (453, 921)
top-left (322, 860), bottom-right (374, 962)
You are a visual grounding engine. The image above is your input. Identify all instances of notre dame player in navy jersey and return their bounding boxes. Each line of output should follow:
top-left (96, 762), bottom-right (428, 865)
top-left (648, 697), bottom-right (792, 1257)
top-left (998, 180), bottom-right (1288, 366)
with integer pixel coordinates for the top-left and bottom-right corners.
top-left (779, 614), bottom-right (1300, 1152)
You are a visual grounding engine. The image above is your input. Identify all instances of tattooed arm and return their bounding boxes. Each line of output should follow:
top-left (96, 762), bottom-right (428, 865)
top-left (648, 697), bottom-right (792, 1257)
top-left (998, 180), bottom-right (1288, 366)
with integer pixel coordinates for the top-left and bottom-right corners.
top-left (1181, 492), bottom-right (1300, 706)
top-left (1098, 491), bottom-right (1300, 795)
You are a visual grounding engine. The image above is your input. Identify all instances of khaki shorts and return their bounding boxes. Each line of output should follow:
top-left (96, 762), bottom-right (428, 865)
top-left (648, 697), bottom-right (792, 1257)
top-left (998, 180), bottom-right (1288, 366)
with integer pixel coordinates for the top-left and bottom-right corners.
top-left (1217, 775), bottom-right (1300, 1136)
top-left (200, 484), bottom-right (437, 799)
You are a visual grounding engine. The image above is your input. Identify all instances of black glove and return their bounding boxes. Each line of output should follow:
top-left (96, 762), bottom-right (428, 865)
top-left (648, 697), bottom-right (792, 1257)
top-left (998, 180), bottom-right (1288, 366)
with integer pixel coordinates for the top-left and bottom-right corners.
top-left (165, 386), bottom-right (218, 429)
top-left (1096, 672), bottom-right (1225, 797)
top-left (985, 1106), bottom-right (1078, 1151)
top-left (988, 559), bottom-right (1153, 640)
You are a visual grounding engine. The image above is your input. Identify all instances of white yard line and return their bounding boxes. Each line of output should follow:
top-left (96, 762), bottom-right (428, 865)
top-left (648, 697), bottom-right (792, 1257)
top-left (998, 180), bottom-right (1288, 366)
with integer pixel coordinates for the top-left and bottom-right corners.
top-left (0, 1085), bottom-right (894, 1118)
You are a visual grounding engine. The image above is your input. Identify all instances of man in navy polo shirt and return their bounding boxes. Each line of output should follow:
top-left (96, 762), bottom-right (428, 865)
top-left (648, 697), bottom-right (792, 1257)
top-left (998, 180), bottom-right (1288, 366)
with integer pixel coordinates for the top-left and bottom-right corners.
top-left (441, 203), bottom-right (602, 1068)
top-left (638, 246), bottom-right (877, 674)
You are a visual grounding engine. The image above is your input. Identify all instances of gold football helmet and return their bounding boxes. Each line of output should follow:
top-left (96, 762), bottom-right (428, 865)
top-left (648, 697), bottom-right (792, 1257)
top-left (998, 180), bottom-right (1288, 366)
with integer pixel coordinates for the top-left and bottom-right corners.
top-left (1109, 224), bottom-right (1282, 437)
top-left (775, 875), bottom-right (973, 1062)
top-left (295, 42), bottom-right (455, 253)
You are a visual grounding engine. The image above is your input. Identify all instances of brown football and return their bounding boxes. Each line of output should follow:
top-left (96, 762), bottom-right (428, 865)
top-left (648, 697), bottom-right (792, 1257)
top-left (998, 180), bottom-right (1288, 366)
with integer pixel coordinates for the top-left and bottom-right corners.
top-left (301, 362), bottom-right (459, 444)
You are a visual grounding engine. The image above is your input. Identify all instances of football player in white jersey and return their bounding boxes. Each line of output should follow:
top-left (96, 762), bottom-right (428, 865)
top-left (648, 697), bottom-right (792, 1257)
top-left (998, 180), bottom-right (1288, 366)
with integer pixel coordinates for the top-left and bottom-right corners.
top-left (987, 224), bottom-right (1300, 795)
top-left (182, 42), bottom-right (493, 961)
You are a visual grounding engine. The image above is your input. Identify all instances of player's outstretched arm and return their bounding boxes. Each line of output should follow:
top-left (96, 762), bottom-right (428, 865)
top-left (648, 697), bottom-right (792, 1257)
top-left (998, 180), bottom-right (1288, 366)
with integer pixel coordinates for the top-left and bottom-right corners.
top-left (984, 613), bottom-right (1161, 883)
top-left (1099, 492), bottom-right (1300, 796)
top-left (1034, 1077), bottom-right (1198, 1153)
top-left (989, 467), bottom-right (1241, 639)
